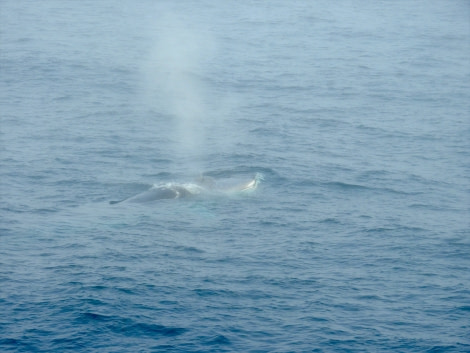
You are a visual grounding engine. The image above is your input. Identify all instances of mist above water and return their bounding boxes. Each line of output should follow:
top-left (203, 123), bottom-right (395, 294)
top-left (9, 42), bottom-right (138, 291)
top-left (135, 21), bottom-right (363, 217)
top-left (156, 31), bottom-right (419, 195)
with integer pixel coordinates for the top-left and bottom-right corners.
top-left (140, 12), bottom-right (217, 171)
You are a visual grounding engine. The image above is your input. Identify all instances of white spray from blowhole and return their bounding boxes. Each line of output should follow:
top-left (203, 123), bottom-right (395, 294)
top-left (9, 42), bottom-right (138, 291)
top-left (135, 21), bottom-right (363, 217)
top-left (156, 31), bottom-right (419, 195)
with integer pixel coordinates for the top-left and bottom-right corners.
top-left (141, 12), bottom-right (217, 174)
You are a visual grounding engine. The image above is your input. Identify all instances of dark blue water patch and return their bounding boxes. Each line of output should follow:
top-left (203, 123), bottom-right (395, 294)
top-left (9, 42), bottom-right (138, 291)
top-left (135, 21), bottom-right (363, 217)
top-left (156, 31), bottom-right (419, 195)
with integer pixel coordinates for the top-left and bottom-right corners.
top-left (0, 338), bottom-right (40, 353)
top-left (457, 305), bottom-right (470, 312)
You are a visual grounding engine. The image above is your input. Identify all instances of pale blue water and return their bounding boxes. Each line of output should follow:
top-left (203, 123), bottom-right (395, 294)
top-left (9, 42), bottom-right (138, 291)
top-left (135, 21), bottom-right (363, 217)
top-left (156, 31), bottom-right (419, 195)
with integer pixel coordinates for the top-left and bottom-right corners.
top-left (1, 1), bottom-right (469, 352)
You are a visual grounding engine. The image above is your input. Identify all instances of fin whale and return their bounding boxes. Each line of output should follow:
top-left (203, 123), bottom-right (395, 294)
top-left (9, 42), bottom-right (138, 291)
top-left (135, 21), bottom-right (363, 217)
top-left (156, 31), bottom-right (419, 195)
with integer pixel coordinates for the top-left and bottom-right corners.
top-left (110, 173), bottom-right (262, 204)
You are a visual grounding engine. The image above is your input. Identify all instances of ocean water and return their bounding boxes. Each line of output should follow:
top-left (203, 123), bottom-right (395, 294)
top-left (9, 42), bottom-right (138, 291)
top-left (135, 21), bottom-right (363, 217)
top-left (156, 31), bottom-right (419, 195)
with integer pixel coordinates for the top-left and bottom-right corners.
top-left (1, 0), bottom-right (469, 352)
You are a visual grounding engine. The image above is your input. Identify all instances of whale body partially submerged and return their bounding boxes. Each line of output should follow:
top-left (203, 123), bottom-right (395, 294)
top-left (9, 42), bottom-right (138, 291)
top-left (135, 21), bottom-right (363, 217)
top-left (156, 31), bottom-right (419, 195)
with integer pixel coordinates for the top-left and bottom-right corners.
top-left (110, 173), bottom-right (263, 204)
top-left (109, 184), bottom-right (196, 204)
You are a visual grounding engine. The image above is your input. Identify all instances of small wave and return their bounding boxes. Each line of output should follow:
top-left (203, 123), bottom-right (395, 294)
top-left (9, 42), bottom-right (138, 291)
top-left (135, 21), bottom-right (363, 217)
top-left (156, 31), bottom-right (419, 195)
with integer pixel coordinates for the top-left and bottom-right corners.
top-left (318, 217), bottom-right (341, 224)
top-left (205, 334), bottom-right (231, 345)
top-left (35, 208), bottom-right (59, 214)
top-left (324, 181), bottom-right (421, 195)
top-left (174, 245), bottom-right (205, 254)
top-left (324, 181), bottom-right (372, 191)
top-left (77, 313), bottom-right (187, 338)
top-left (118, 323), bottom-right (187, 337)
top-left (408, 203), bottom-right (449, 211)
top-left (193, 288), bottom-right (238, 298)
top-left (80, 312), bottom-right (114, 322)
top-left (364, 225), bottom-right (428, 234)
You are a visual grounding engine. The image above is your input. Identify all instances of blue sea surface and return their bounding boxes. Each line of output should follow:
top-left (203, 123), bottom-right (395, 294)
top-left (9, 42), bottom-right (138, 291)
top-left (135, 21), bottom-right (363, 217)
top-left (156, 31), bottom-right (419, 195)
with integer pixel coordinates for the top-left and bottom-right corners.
top-left (1, 1), bottom-right (469, 352)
